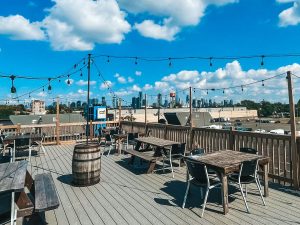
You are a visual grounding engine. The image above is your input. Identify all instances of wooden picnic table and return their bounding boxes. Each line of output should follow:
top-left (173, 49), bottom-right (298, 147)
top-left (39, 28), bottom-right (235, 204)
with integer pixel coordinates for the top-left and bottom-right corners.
top-left (0, 161), bottom-right (59, 224)
top-left (124, 137), bottom-right (181, 173)
top-left (3, 134), bottom-right (45, 161)
top-left (0, 161), bottom-right (28, 225)
top-left (114, 134), bottom-right (127, 155)
top-left (192, 150), bottom-right (270, 215)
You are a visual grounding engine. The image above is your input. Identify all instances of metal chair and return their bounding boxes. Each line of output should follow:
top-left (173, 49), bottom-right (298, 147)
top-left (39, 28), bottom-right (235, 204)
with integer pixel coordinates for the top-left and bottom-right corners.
top-left (100, 134), bottom-right (115, 156)
top-left (228, 159), bottom-right (266, 212)
top-left (190, 148), bottom-right (205, 156)
top-left (124, 133), bottom-right (139, 150)
top-left (163, 143), bottom-right (186, 178)
top-left (182, 156), bottom-right (222, 217)
top-left (240, 147), bottom-right (257, 155)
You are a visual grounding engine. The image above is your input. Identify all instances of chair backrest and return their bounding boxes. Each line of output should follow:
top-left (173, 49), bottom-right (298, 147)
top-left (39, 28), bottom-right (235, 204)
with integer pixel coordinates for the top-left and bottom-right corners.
top-left (240, 159), bottom-right (258, 177)
top-left (105, 134), bottom-right (112, 142)
top-left (184, 156), bottom-right (208, 183)
top-left (146, 129), bottom-right (152, 137)
top-left (190, 148), bottom-right (205, 156)
top-left (171, 143), bottom-right (186, 155)
top-left (15, 137), bottom-right (30, 147)
top-left (240, 147), bottom-right (257, 155)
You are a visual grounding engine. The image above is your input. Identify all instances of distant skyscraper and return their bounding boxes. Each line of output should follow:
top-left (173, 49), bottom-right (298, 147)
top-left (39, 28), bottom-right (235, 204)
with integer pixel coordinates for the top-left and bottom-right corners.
top-left (192, 99), bottom-right (196, 108)
top-left (112, 96), bottom-right (116, 108)
top-left (132, 97), bottom-right (137, 109)
top-left (91, 98), bottom-right (98, 106)
top-left (76, 101), bottom-right (81, 108)
top-left (229, 99), bottom-right (233, 106)
top-left (157, 93), bottom-right (162, 107)
top-left (101, 97), bottom-right (106, 106)
top-left (186, 95), bottom-right (190, 104)
top-left (138, 91), bottom-right (143, 109)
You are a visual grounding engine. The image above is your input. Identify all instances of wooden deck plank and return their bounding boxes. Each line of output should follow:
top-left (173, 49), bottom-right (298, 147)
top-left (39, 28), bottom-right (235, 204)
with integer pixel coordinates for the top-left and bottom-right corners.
top-left (11, 144), bottom-right (300, 225)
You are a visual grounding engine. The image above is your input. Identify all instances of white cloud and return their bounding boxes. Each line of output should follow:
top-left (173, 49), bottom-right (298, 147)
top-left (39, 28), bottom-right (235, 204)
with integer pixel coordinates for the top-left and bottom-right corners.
top-left (120, 0), bottom-right (237, 40)
top-left (36, 91), bottom-right (47, 97)
top-left (278, 1), bottom-right (300, 26)
top-left (134, 19), bottom-right (180, 41)
top-left (43, 0), bottom-right (131, 50)
top-left (130, 84), bottom-right (142, 92)
top-left (143, 84), bottom-right (153, 90)
top-left (76, 79), bottom-right (96, 86)
top-left (0, 15), bottom-right (45, 40)
top-left (135, 71), bottom-right (142, 76)
top-left (100, 80), bottom-right (114, 90)
top-left (114, 73), bottom-right (120, 78)
top-left (154, 81), bottom-right (169, 90)
top-left (114, 89), bottom-right (133, 96)
top-left (117, 76), bottom-right (127, 83)
top-left (128, 76), bottom-right (134, 83)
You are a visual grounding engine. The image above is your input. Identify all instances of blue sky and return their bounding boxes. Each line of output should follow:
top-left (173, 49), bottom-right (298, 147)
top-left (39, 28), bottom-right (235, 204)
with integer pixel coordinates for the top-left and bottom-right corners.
top-left (0, 0), bottom-right (300, 106)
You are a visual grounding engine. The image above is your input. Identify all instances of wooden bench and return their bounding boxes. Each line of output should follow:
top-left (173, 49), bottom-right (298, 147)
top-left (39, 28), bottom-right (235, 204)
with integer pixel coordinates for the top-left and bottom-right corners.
top-left (123, 148), bottom-right (163, 174)
top-left (15, 172), bottom-right (59, 222)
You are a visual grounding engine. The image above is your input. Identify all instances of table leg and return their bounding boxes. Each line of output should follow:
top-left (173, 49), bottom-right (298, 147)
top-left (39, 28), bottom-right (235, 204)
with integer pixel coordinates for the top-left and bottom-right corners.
top-left (263, 164), bottom-right (269, 197)
top-left (221, 173), bottom-right (229, 215)
top-left (11, 191), bottom-right (16, 225)
top-left (13, 140), bottom-right (15, 162)
top-left (147, 160), bottom-right (156, 174)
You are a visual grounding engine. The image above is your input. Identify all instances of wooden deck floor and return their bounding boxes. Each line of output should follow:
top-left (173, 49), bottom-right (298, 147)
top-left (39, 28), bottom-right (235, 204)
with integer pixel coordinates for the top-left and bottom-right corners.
top-left (16, 144), bottom-right (300, 224)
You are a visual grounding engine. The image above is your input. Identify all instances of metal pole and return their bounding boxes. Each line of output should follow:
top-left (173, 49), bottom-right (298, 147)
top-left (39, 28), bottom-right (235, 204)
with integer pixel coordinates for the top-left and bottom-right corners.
top-left (189, 87), bottom-right (193, 152)
top-left (118, 98), bottom-right (122, 127)
top-left (56, 97), bottom-right (60, 145)
top-left (287, 71), bottom-right (298, 188)
top-left (145, 94), bottom-right (147, 125)
top-left (86, 53), bottom-right (91, 144)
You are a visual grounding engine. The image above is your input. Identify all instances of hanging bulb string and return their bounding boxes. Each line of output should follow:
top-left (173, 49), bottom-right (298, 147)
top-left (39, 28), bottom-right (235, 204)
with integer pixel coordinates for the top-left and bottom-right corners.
top-left (193, 72), bottom-right (286, 92)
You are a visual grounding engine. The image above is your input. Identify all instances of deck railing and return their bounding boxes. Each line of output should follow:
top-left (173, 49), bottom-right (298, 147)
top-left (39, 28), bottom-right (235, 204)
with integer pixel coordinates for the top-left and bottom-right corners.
top-left (0, 121), bottom-right (119, 144)
top-left (121, 121), bottom-right (300, 188)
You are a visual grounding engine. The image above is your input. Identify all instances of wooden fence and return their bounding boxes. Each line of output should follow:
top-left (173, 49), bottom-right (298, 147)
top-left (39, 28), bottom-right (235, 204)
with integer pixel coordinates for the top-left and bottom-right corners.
top-left (121, 121), bottom-right (300, 188)
top-left (0, 121), bottom-right (119, 144)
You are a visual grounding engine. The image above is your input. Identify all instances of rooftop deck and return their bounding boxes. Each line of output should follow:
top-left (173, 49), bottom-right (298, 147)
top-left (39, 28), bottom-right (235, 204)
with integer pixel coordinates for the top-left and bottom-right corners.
top-left (15, 145), bottom-right (300, 224)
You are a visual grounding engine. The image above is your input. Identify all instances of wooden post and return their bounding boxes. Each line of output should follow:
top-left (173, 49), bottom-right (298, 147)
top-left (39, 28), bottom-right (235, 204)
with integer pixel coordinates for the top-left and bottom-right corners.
top-left (118, 98), bottom-right (122, 128)
top-left (287, 71), bottom-right (299, 188)
top-left (145, 94), bottom-right (147, 132)
top-left (16, 123), bottom-right (21, 134)
top-left (229, 127), bottom-right (234, 150)
top-left (56, 97), bottom-right (60, 145)
top-left (89, 120), bottom-right (93, 141)
top-left (189, 87), bottom-right (193, 151)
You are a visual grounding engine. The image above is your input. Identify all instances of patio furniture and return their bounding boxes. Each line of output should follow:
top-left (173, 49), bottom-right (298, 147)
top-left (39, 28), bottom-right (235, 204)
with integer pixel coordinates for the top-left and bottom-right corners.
top-left (182, 156), bottom-right (222, 217)
top-left (190, 150), bottom-right (270, 215)
top-left (125, 132), bottom-right (139, 150)
top-left (124, 137), bottom-right (181, 174)
top-left (163, 143), bottom-right (186, 178)
top-left (240, 147), bottom-right (257, 154)
top-left (228, 159), bottom-right (266, 212)
top-left (0, 161), bottom-right (59, 225)
top-left (114, 133), bottom-right (127, 155)
top-left (190, 148), bottom-right (205, 156)
top-left (100, 134), bottom-right (115, 156)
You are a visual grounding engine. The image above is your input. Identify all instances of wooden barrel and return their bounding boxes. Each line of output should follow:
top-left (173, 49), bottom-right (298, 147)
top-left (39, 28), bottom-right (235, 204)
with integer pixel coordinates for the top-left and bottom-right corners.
top-left (72, 143), bottom-right (101, 186)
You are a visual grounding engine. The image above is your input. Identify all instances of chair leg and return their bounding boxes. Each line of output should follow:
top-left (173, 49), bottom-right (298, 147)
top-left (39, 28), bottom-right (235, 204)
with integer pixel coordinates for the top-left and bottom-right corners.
top-left (28, 147), bottom-right (31, 162)
top-left (201, 187), bottom-right (210, 218)
top-left (255, 178), bottom-right (266, 206)
top-left (245, 184), bottom-right (247, 198)
top-left (239, 183), bottom-right (250, 213)
top-left (107, 146), bottom-right (111, 156)
top-left (182, 181), bottom-right (190, 208)
top-left (169, 155), bottom-right (174, 178)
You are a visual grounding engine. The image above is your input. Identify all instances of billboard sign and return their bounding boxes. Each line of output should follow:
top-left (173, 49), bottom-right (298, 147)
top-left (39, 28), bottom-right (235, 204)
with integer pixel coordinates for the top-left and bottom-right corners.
top-left (96, 106), bottom-right (106, 120)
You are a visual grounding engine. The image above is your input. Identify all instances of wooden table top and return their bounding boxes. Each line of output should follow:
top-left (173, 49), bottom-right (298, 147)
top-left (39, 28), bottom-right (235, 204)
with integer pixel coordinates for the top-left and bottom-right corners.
top-left (4, 133), bottom-right (42, 142)
top-left (0, 161), bottom-right (28, 193)
top-left (114, 134), bottom-right (127, 138)
top-left (135, 137), bottom-right (180, 147)
top-left (191, 150), bottom-right (270, 174)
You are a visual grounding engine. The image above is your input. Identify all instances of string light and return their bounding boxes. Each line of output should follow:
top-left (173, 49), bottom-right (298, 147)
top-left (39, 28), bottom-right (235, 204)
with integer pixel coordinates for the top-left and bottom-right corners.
top-left (74, 64), bottom-right (77, 69)
top-left (223, 89), bottom-right (225, 94)
top-left (107, 56), bottom-right (110, 63)
top-left (10, 75), bottom-right (16, 93)
top-left (135, 57), bottom-right (138, 65)
top-left (209, 57), bottom-right (213, 67)
top-left (262, 80), bottom-right (265, 86)
top-left (168, 58), bottom-right (172, 67)
top-left (206, 89), bottom-right (208, 95)
top-left (48, 78), bottom-right (52, 91)
top-left (241, 85), bottom-right (244, 92)
top-left (42, 86), bottom-right (45, 92)
top-left (261, 55), bottom-right (265, 66)
top-left (67, 75), bottom-right (71, 85)
top-left (80, 69), bottom-right (83, 77)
